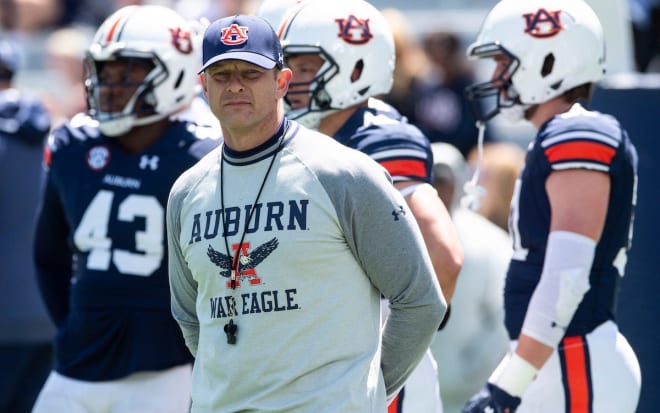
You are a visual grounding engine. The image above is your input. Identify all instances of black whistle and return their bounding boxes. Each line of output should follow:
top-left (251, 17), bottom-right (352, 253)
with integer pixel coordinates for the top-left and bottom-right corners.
top-left (224, 319), bottom-right (238, 344)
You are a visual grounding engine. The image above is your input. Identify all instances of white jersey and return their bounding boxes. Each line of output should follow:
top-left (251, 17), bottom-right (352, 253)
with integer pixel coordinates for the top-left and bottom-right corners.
top-left (167, 120), bottom-right (446, 412)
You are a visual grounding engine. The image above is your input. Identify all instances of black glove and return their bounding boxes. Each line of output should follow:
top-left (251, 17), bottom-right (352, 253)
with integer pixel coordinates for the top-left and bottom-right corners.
top-left (438, 303), bottom-right (451, 330)
top-left (462, 382), bottom-right (521, 413)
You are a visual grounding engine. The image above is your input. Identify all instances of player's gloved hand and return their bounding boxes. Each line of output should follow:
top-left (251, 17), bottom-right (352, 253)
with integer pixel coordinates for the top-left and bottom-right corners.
top-left (462, 382), bottom-right (521, 413)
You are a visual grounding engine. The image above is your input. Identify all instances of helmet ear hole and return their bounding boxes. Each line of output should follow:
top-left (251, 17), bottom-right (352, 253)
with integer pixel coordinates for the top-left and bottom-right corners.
top-left (174, 70), bottom-right (184, 89)
top-left (541, 53), bottom-right (554, 77)
top-left (350, 59), bottom-right (364, 83)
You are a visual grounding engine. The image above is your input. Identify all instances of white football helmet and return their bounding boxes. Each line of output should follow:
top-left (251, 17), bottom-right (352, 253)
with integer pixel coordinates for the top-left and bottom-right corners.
top-left (278, 0), bottom-right (395, 128)
top-left (465, 0), bottom-right (605, 122)
top-left (85, 5), bottom-right (203, 136)
top-left (256, 0), bottom-right (308, 34)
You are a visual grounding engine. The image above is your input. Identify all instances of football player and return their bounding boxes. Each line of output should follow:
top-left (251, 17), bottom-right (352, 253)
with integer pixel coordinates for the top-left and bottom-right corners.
top-left (31, 5), bottom-right (221, 413)
top-left (461, 0), bottom-right (641, 412)
top-left (269, 1), bottom-right (464, 412)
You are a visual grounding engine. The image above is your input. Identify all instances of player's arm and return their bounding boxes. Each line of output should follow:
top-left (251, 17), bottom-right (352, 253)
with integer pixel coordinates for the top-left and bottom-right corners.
top-left (516, 168), bottom-right (608, 365)
top-left (33, 178), bottom-right (73, 327)
top-left (464, 168), bottom-right (609, 412)
top-left (396, 181), bottom-right (463, 304)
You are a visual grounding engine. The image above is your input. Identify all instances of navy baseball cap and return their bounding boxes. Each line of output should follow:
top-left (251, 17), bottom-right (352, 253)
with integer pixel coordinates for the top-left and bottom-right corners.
top-left (199, 14), bottom-right (284, 74)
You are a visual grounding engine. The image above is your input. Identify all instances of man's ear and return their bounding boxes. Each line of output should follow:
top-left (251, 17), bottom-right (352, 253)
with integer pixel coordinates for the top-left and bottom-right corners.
top-left (277, 68), bottom-right (293, 97)
top-left (199, 73), bottom-right (208, 96)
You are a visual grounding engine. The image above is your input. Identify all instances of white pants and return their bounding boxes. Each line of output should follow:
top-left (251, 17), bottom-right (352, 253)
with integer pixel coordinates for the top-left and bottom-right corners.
top-left (389, 349), bottom-right (443, 413)
top-left (31, 364), bottom-right (192, 413)
top-left (517, 321), bottom-right (640, 413)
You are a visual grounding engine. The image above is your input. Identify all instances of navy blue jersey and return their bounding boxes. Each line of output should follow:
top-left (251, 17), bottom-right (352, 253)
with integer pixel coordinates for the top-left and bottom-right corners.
top-left (34, 114), bottom-right (221, 380)
top-left (505, 104), bottom-right (638, 339)
top-left (333, 98), bottom-right (433, 183)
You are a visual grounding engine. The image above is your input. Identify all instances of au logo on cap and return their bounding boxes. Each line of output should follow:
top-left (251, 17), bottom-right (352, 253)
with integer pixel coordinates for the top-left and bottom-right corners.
top-left (220, 24), bottom-right (249, 45)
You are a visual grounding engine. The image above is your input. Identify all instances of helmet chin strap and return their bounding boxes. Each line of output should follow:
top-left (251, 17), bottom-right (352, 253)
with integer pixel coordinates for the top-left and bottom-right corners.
top-left (99, 116), bottom-right (135, 137)
top-left (499, 83), bottom-right (531, 123)
top-left (500, 104), bottom-right (531, 123)
top-left (461, 98), bottom-right (531, 211)
top-left (460, 120), bottom-right (488, 211)
top-left (99, 112), bottom-right (168, 137)
top-left (288, 109), bottom-right (322, 129)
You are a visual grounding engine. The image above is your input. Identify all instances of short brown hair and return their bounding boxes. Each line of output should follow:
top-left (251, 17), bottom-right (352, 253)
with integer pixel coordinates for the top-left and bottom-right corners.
top-left (563, 83), bottom-right (594, 104)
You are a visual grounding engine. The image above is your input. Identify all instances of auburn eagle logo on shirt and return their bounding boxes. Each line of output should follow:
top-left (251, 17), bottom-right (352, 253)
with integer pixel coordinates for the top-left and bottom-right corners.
top-left (207, 238), bottom-right (279, 287)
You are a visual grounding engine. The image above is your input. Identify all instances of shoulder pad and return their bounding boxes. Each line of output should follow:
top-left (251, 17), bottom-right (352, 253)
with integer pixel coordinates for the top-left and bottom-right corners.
top-left (48, 112), bottom-right (100, 154)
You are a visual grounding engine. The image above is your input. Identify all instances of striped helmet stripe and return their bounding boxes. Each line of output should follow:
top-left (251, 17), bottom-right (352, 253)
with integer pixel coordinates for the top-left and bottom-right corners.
top-left (104, 7), bottom-right (135, 43)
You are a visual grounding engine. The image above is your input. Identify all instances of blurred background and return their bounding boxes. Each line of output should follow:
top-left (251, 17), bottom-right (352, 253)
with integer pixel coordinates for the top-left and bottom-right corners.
top-left (5, 0), bottom-right (658, 140)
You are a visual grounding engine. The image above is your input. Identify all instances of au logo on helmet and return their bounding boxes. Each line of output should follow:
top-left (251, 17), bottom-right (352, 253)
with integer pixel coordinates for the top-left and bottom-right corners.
top-left (523, 8), bottom-right (563, 38)
top-left (169, 27), bottom-right (193, 54)
top-left (220, 24), bottom-right (249, 45)
top-left (335, 15), bottom-right (373, 45)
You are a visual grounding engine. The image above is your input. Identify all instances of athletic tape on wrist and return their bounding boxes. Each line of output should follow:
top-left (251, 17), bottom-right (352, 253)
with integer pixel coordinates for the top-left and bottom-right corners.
top-left (490, 353), bottom-right (538, 398)
top-left (398, 182), bottom-right (429, 198)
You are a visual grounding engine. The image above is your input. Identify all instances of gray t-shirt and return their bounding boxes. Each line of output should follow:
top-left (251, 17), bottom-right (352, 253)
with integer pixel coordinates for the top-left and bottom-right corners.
top-left (167, 120), bottom-right (446, 412)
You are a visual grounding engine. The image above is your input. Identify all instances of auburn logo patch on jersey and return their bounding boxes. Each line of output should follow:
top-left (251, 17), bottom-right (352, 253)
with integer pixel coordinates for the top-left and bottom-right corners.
top-left (87, 145), bottom-right (111, 171)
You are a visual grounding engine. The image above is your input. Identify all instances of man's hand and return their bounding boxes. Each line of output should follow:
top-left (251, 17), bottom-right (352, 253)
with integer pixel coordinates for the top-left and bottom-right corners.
top-left (462, 383), bottom-right (521, 413)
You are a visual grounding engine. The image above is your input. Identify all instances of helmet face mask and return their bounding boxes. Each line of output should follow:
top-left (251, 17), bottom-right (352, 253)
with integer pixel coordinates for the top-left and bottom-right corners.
top-left (278, 0), bottom-right (395, 128)
top-left (85, 55), bottom-right (163, 136)
top-left (85, 5), bottom-right (203, 136)
top-left (283, 46), bottom-right (339, 129)
top-left (465, 0), bottom-right (605, 123)
top-left (465, 43), bottom-right (521, 122)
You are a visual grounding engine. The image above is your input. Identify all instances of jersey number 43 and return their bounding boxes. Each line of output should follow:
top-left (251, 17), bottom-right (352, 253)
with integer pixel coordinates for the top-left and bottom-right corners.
top-left (73, 189), bottom-right (164, 277)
